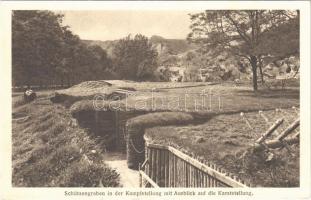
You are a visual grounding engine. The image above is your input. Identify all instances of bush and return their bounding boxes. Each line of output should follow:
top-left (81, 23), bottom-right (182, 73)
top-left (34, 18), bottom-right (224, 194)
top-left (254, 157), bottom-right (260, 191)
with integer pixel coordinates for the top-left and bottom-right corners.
top-left (57, 160), bottom-right (120, 187)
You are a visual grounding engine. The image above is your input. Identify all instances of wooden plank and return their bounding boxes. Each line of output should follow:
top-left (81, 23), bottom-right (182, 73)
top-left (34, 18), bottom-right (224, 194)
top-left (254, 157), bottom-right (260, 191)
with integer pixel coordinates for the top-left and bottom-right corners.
top-left (139, 170), bottom-right (160, 188)
top-left (176, 157), bottom-right (179, 187)
top-left (160, 149), bottom-right (164, 187)
top-left (201, 170), bottom-right (204, 187)
top-left (165, 150), bottom-right (169, 187)
top-left (204, 174), bottom-right (208, 187)
top-left (198, 170), bottom-right (201, 187)
top-left (179, 158), bottom-right (183, 187)
top-left (208, 174), bottom-right (211, 187)
top-left (152, 148), bottom-right (157, 181)
top-left (190, 165), bottom-right (194, 187)
top-left (146, 148), bottom-right (150, 176)
top-left (156, 149), bottom-right (160, 185)
top-left (185, 162), bottom-right (189, 187)
top-left (158, 149), bottom-right (162, 186)
top-left (183, 159), bottom-right (185, 187)
top-left (168, 152), bottom-right (171, 187)
top-left (150, 148), bottom-right (154, 180)
top-left (196, 167), bottom-right (199, 187)
top-left (173, 154), bottom-right (176, 187)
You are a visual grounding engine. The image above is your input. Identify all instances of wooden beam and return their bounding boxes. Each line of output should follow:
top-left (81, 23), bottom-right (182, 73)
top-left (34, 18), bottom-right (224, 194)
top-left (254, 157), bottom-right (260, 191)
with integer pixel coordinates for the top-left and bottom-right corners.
top-left (139, 170), bottom-right (160, 188)
top-left (265, 136), bottom-right (299, 149)
top-left (256, 118), bottom-right (284, 143)
top-left (276, 118), bottom-right (300, 141)
top-left (254, 136), bottom-right (299, 150)
top-left (141, 158), bottom-right (149, 169)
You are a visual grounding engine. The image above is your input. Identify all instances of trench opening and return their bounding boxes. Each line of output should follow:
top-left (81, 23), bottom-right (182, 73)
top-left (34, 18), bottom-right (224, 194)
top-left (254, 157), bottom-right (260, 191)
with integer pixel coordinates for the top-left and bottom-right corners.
top-left (73, 110), bottom-right (146, 151)
top-left (72, 109), bottom-right (147, 187)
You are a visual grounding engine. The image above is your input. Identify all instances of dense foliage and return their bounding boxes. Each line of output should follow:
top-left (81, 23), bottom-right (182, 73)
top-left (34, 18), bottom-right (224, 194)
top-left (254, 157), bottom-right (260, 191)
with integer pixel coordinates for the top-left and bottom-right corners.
top-left (112, 34), bottom-right (158, 81)
top-left (187, 10), bottom-right (299, 91)
top-left (12, 10), bottom-right (114, 87)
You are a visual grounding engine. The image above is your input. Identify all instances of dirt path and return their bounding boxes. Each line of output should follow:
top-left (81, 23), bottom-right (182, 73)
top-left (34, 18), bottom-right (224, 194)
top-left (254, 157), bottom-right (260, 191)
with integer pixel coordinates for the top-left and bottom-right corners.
top-left (103, 152), bottom-right (139, 187)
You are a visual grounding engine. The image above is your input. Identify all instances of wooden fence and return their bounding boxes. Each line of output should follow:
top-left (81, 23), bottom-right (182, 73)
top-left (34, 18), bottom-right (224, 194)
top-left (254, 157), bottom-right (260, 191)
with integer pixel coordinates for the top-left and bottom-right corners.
top-left (139, 141), bottom-right (248, 188)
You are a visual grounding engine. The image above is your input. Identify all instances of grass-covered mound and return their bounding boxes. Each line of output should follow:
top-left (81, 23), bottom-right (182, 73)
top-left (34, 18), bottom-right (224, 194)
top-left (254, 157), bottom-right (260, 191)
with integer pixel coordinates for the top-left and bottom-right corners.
top-left (54, 80), bottom-right (209, 99)
top-left (145, 109), bottom-right (299, 187)
top-left (68, 85), bottom-right (299, 117)
top-left (12, 92), bottom-right (120, 187)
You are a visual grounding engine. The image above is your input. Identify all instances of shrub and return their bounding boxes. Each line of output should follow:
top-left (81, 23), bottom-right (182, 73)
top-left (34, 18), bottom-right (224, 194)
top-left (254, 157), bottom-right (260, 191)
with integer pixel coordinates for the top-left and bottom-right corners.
top-left (57, 160), bottom-right (120, 187)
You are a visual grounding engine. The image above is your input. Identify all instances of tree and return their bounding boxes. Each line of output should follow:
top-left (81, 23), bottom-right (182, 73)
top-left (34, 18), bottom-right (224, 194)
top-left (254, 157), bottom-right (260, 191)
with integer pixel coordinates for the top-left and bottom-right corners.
top-left (12, 10), bottom-right (113, 87)
top-left (187, 10), bottom-right (299, 91)
top-left (112, 34), bottom-right (158, 81)
top-left (12, 10), bottom-right (65, 86)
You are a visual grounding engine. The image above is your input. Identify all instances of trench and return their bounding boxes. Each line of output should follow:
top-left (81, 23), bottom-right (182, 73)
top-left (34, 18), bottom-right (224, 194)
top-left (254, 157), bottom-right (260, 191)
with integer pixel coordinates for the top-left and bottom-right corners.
top-left (102, 152), bottom-right (139, 187)
top-left (72, 109), bottom-right (145, 187)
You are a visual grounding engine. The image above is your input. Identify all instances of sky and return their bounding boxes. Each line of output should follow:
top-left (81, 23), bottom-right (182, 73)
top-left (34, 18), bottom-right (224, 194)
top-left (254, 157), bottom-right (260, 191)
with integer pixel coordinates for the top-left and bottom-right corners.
top-left (60, 11), bottom-right (196, 41)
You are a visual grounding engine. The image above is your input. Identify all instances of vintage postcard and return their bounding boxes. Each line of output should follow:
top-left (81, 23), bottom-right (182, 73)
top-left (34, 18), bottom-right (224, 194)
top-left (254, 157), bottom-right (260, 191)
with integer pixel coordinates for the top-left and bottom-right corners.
top-left (0, 1), bottom-right (310, 200)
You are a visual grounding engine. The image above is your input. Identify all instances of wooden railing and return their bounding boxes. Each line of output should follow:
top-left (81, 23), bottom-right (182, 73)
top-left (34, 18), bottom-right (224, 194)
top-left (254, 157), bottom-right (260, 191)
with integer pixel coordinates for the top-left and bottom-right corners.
top-left (139, 141), bottom-right (248, 188)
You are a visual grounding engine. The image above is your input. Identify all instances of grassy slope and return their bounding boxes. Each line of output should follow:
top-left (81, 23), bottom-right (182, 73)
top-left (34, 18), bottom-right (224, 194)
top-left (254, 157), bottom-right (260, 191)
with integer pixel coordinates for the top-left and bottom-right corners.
top-left (12, 92), bottom-right (120, 187)
top-left (145, 98), bottom-right (300, 187)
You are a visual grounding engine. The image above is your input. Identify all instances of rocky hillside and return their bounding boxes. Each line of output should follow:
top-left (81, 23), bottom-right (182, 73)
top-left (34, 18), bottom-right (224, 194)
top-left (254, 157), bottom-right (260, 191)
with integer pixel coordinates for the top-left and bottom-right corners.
top-left (83, 36), bottom-right (299, 83)
top-left (149, 35), bottom-right (197, 55)
top-left (83, 35), bottom-right (196, 58)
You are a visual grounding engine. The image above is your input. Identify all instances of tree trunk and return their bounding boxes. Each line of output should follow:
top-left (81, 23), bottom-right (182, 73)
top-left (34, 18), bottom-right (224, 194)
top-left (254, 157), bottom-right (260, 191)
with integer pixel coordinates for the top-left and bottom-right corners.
top-left (250, 56), bottom-right (258, 91)
top-left (258, 58), bottom-right (264, 84)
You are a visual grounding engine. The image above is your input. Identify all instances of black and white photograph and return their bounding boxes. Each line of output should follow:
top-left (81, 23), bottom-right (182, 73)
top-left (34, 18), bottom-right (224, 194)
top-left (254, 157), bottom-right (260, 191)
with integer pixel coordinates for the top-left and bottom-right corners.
top-left (1, 1), bottom-right (310, 200)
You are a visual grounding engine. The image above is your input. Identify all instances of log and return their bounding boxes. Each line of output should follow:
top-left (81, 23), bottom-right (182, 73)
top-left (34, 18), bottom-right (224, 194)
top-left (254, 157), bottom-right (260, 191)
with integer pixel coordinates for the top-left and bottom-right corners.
top-left (254, 136), bottom-right (299, 150)
top-left (266, 136), bottom-right (299, 148)
top-left (256, 118), bottom-right (284, 143)
top-left (276, 118), bottom-right (300, 141)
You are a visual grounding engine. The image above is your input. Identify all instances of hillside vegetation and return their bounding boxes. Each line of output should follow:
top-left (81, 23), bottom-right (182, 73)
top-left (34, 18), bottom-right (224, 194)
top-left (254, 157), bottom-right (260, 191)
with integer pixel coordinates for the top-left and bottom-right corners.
top-left (12, 92), bottom-right (120, 187)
